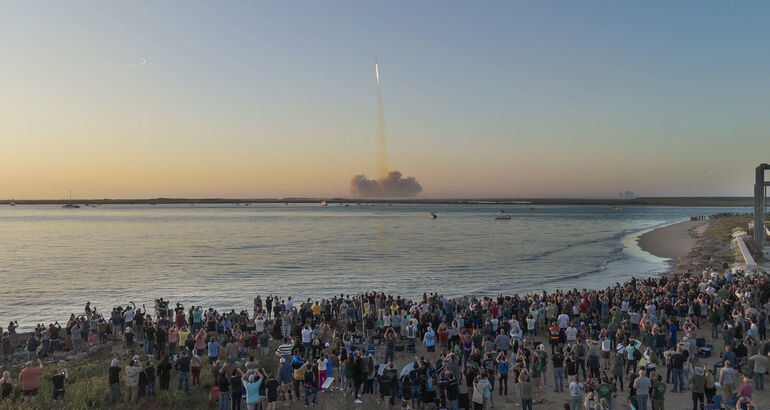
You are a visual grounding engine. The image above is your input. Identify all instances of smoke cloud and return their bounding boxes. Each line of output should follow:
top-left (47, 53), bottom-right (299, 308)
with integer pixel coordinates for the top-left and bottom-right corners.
top-left (349, 171), bottom-right (423, 198)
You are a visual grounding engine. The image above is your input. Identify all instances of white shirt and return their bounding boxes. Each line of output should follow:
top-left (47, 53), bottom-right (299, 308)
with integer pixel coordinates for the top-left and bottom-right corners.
top-left (565, 327), bottom-right (577, 342)
top-left (301, 328), bottom-right (312, 343)
top-left (557, 314), bottom-right (569, 329)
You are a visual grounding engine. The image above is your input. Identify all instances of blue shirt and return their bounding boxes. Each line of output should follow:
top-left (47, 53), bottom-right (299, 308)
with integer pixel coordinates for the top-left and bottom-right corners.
top-left (498, 360), bottom-right (509, 374)
top-left (625, 340), bottom-right (642, 360)
top-left (208, 341), bottom-right (219, 357)
top-left (424, 330), bottom-right (436, 347)
top-left (243, 378), bottom-right (262, 404)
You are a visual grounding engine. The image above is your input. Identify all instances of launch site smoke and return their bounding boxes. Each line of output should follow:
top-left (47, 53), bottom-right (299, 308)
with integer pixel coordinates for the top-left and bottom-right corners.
top-left (350, 56), bottom-right (423, 198)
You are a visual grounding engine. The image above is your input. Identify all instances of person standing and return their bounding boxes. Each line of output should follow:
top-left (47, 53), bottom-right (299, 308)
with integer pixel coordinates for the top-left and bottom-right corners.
top-left (124, 357), bottom-right (142, 403)
top-left (748, 352), bottom-right (767, 391)
top-left (51, 366), bottom-right (68, 401)
top-left (688, 366), bottom-right (705, 410)
top-left (144, 360), bottom-right (156, 396)
top-left (651, 375), bottom-right (666, 410)
top-left (18, 359), bottom-right (43, 402)
top-left (242, 368), bottom-right (265, 410)
top-left (569, 376), bottom-right (585, 410)
top-left (632, 369), bottom-right (651, 410)
top-left (157, 355), bottom-right (172, 390)
top-left (519, 370), bottom-right (534, 410)
top-left (175, 350), bottom-right (191, 393)
top-left (719, 360), bottom-right (735, 400)
top-left (553, 349), bottom-right (565, 392)
top-left (230, 367), bottom-right (245, 410)
top-left (216, 365), bottom-right (230, 410)
top-left (108, 359), bottom-right (121, 404)
top-left (496, 351), bottom-right (509, 396)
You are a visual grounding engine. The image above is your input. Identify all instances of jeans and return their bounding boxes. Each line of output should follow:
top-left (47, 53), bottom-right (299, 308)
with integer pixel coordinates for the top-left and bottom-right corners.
top-left (522, 398), bottom-right (533, 410)
top-left (109, 383), bottom-right (121, 404)
top-left (499, 373), bottom-right (508, 395)
top-left (169, 342), bottom-right (177, 357)
top-left (711, 324), bottom-right (718, 339)
top-left (553, 367), bottom-right (565, 391)
top-left (218, 391), bottom-right (230, 410)
top-left (305, 384), bottom-right (317, 405)
top-left (636, 394), bottom-right (648, 410)
top-left (691, 391), bottom-right (704, 410)
top-left (411, 385), bottom-right (422, 408)
top-left (178, 371), bottom-right (190, 392)
top-left (231, 391), bottom-right (242, 410)
top-left (144, 339), bottom-right (155, 355)
top-left (570, 395), bottom-right (584, 410)
top-left (147, 380), bottom-right (155, 395)
top-left (672, 368), bottom-right (684, 392)
top-left (754, 372), bottom-right (764, 391)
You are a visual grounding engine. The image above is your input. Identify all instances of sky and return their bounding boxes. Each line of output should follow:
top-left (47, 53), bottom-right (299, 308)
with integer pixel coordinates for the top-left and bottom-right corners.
top-left (1, 1), bottom-right (769, 199)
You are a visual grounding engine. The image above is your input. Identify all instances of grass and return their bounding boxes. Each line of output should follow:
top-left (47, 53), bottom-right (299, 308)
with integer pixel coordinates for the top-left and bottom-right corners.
top-left (0, 345), bottom-right (281, 410)
top-left (706, 215), bottom-right (753, 243)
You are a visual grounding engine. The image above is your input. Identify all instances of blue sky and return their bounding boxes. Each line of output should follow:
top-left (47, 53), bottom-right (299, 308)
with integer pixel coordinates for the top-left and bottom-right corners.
top-left (1, 1), bottom-right (769, 198)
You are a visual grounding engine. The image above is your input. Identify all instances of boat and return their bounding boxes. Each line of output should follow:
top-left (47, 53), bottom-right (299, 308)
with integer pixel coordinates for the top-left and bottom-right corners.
top-left (496, 215), bottom-right (511, 220)
top-left (613, 206), bottom-right (622, 211)
top-left (62, 191), bottom-right (80, 208)
top-left (320, 200), bottom-right (327, 206)
top-left (429, 212), bottom-right (437, 219)
top-left (498, 209), bottom-right (505, 213)
top-left (9, 199), bottom-right (15, 206)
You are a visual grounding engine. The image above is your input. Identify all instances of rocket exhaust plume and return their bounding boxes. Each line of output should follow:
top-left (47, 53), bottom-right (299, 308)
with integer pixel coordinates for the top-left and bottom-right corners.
top-left (349, 56), bottom-right (423, 198)
top-left (375, 55), bottom-right (386, 178)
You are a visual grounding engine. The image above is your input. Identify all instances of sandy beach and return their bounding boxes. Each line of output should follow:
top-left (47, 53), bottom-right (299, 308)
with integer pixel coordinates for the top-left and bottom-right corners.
top-left (638, 220), bottom-right (708, 260)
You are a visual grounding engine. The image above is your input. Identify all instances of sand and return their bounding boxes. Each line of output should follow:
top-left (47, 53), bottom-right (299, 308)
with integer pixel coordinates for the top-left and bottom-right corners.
top-left (638, 220), bottom-right (708, 261)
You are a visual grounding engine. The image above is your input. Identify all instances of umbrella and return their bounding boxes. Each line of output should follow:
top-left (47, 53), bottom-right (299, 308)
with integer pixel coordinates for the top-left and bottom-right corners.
top-left (399, 362), bottom-right (416, 378)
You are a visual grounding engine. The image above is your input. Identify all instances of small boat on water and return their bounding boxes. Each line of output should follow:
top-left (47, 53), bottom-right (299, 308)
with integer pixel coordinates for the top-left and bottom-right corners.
top-left (62, 191), bottom-right (80, 208)
top-left (320, 200), bottom-right (327, 206)
top-left (429, 212), bottom-right (437, 219)
top-left (613, 206), bottom-right (622, 211)
top-left (496, 215), bottom-right (511, 220)
top-left (9, 200), bottom-right (15, 206)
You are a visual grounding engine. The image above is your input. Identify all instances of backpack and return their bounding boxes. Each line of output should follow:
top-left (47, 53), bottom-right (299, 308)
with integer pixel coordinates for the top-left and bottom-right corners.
top-left (633, 347), bottom-right (642, 361)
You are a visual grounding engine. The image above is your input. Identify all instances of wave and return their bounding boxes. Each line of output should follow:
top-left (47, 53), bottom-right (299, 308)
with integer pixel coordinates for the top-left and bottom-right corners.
top-left (516, 229), bottom-right (637, 262)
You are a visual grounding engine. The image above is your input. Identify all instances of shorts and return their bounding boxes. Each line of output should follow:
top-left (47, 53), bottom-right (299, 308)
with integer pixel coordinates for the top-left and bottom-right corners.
top-left (427, 345), bottom-right (435, 352)
top-left (602, 351), bottom-right (610, 359)
top-left (53, 388), bottom-right (65, 399)
top-left (267, 393), bottom-right (278, 402)
top-left (23, 388), bottom-right (38, 397)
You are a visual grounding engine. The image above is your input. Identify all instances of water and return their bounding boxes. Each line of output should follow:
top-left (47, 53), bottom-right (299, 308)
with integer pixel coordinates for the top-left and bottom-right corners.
top-left (0, 203), bottom-right (750, 329)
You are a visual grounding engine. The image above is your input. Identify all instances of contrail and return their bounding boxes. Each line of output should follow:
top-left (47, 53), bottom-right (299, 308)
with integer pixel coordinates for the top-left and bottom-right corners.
top-left (375, 55), bottom-right (387, 178)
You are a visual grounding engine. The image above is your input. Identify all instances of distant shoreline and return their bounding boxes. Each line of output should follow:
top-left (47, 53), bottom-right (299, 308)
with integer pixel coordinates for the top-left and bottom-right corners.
top-left (0, 196), bottom-right (754, 207)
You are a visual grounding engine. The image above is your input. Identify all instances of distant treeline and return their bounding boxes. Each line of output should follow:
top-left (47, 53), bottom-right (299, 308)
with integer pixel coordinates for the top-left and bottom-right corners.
top-left (0, 196), bottom-right (757, 207)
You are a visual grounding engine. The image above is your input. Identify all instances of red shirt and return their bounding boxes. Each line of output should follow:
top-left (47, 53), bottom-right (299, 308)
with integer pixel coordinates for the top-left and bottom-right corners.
top-left (19, 366), bottom-right (43, 391)
top-left (438, 330), bottom-right (449, 344)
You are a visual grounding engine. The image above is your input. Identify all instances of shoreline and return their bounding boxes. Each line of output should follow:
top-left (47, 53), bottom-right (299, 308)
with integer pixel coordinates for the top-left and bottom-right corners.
top-left (0, 197), bottom-right (756, 207)
top-left (637, 219), bottom-right (708, 261)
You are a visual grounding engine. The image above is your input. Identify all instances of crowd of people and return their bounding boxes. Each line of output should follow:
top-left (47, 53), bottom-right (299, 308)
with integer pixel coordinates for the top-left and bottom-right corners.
top-left (0, 264), bottom-right (769, 409)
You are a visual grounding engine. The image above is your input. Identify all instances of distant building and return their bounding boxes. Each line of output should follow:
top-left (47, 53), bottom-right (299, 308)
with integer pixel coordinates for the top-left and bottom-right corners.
top-left (619, 191), bottom-right (636, 199)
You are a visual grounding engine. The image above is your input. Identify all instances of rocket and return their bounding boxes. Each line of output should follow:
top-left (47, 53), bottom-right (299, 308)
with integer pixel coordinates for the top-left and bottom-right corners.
top-left (375, 55), bottom-right (380, 85)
